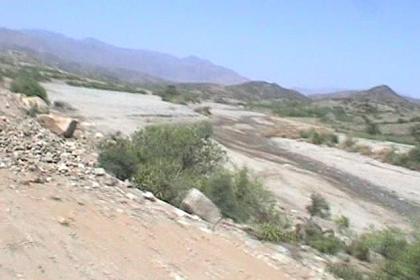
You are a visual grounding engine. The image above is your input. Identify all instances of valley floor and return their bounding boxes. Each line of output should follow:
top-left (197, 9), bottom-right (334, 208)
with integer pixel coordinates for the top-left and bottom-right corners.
top-left (3, 82), bottom-right (419, 279)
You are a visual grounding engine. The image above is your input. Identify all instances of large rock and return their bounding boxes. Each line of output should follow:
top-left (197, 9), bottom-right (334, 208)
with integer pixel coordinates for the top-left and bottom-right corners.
top-left (181, 188), bottom-right (222, 223)
top-left (21, 96), bottom-right (49, 114)
top-left (37, 114), bottom-right (78, 138)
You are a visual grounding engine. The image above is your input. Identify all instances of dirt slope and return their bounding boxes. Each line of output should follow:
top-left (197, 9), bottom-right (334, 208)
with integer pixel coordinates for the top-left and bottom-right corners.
top-left (0, 169), bottom-right (310, 280)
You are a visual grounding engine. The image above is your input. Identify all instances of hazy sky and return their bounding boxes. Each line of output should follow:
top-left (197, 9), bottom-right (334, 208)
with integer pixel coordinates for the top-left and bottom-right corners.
top-left (1, 0), bottom-right (419, 96)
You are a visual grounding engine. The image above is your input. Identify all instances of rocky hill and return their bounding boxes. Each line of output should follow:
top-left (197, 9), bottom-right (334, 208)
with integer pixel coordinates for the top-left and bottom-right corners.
top-left (226, 81), bottom-right (309, 102)
top-left (0, 27), bottom-right (248, 85)
top-left (311, 85), bottom-right (412, 107)
top-left (176, 81), bottom-right (309, 103)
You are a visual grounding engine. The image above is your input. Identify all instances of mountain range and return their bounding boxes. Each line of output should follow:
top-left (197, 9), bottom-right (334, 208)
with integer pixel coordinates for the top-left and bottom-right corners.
top-left (0, 27), bottom-right (247, 85)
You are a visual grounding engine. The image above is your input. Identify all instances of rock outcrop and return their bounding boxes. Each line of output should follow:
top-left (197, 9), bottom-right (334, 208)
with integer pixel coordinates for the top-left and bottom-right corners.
top-left (20, 95), bottom-right (49, 114)
top-left (37, 114), bottom-right (78, 138)
top-left (181, 188), bottom-right (222, 223)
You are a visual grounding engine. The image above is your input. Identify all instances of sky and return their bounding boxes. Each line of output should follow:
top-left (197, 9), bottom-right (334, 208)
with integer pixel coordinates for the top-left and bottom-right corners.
top-left (1, 0), bottom-right (419, 96)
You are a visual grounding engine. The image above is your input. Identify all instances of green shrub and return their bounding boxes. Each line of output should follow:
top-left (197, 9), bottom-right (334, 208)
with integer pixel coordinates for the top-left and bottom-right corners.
top-left (98, 122), bottom-right (288, 229)
top-left (306, 233), bottom-right (344, 255)
top-left (365, 118), bottom-right (381, 135)
top-left (346, 239), bottom-right (370, 261)
top-left (374, 239), bottom-right (420, 280)
top-left (130, 122), bottom-right (224, 204)
top-left (204, 167), bottom-right (283, 224)
top-left (327, 263), bottom-right (365, 280)
top-left (363, 229), bottom-right (407, 260)
top-left (156, 85), bottom-right (200, 104)
top-left (10, 72), bottom-right (49, 103)
top-left (306, 193), bottom-right (330, 218)
top-left (383, 146), bottom-right (420, 171)
top-left (300, 129), bottom-right (338, 146)
top-left (335, 215), bottom-right (350, 230)
top-left (256, 223), bottom-right (297, 243)
top-left (98, 136), bottom-right (138, 180)
top-left (410, 124), bottom-right (420, 143)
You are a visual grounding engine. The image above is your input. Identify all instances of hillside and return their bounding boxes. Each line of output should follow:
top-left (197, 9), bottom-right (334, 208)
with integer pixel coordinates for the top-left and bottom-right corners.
top-left (311, 85), bottom-right (412, 107)
top-left (0, 28), bottom-right (248, 85)
top-left (226, 81), bottom-right (309, 102)
top-left (176, 81), bottom-right (309, 103)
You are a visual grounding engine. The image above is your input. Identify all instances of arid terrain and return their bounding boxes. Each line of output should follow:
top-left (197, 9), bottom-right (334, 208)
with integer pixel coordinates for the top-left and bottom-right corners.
top-left (0, 87), bottom-right (334, 280)
top-left (0, 52), bottom-right (419, 279)
top-left (43, 83), bottom-right (420, 233)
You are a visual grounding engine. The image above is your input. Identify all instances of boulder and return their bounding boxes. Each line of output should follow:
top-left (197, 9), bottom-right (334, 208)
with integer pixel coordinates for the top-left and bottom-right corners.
top-left (37, 114), bottom-right (78, 138)
top-left (21, 96), bottom-right (49, 114)
top-left (181, 188), bottom-right (221, 223)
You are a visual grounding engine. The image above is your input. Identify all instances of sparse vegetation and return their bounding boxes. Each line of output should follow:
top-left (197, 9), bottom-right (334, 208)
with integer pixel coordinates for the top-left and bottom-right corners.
top-left (361, 229), bottom-right (407, 260)
top-left (156, 85), bottom-right (200, 104)
top-left (66, 80), bottom-right (147, 94)
top-left (335, 215), bottom-right (350, 230)
top-left (327, 263), bottom-right (365, 280)
top-left (383, 146), bottom-right (420, 171)
top-left (10, 71), bottom-right (49, 103)
top-left (365, 121), bottom-right (381, 135)
top-left (203, 168), bottom-right (282, 224)
top-left (300, 129), bottom-right (338, 146)
top-left (306, 193), bottom-right (330, 218)
top-left (305, 228), bottom-right (344, 255)
top-left (98, 135), bottom-right (138, 180)
top-left (346, 239), bottom-right (370, 261)
top-left (411, 124), bottom-right (420, 142)
top-left (255, 223), bottom-right (297, 243)
top-left (249, 101), bottom-right (351, 122)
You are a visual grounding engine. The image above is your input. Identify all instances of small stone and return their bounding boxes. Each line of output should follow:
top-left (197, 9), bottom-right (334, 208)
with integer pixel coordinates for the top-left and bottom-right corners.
top-left (95, 132), bottom-right (104, 139)
top-left (50, 195), bottom-right (62, 201)
top-left (104, 176), bottom-right (118, 186)
top-left (57, 217), bottom-right (70, 226)
top-left (126, 193), bottom-right (138, 201)
top-left (143, 191), bottom-right (156, 201)
top-left (94, 168), bottom-right (106, 176)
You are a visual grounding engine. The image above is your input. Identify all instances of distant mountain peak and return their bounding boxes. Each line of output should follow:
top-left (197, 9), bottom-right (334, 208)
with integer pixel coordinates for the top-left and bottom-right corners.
top-left (0, 27), bottom-right (248, 85)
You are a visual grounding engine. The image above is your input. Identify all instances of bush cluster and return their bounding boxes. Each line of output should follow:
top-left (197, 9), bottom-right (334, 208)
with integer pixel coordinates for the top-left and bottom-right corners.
top-left (305, 230), bottom-right (344, 255)
top-left (99, 122), bottom-right (283, 226)
top-left (300, 129), bottom-right (338, 146)
top-left (344, 228), bottom-right (420, 280)
top-left (327, 263), bottom-right (365, 280)
top-left (156, 85), bottom-right (200, 104)
top-left (383, 146), bottom-right (420, 171)
top-left (10, 71), bottom-right (49, 103)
